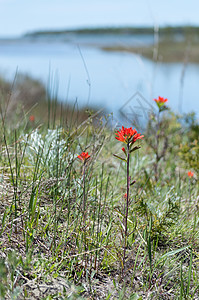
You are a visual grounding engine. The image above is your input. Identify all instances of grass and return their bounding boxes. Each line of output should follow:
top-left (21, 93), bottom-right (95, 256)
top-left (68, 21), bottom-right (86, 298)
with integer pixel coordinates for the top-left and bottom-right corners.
top-left (0, 75), bottom-right (199, 299)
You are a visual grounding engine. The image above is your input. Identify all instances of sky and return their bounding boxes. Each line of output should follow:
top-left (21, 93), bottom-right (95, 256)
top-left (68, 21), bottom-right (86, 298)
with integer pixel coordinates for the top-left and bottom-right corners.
top-left (1, 0), bottom-right (199, 37)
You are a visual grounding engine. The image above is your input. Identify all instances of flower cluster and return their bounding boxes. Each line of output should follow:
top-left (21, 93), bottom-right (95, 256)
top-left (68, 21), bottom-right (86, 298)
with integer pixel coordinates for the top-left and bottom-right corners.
top-left (154, 96), bottom-right (168, 104)
top-left (153, 96), bottom-right (168, 111)
top-left (77, 152), bottom-right (90, 162)
top-left (115, 126), bottom-right (144, 145)
top-left (29, 115), bottom-right (35, 122)
top-left (188, 171), bottom-right (194, 178)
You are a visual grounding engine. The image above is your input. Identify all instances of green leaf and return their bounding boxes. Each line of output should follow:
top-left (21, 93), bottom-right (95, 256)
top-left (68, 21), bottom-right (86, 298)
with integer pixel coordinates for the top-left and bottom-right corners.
top-left (130, 180), bottom-right (136, 186)
top-left (130, 146), bottom-right (141, 153)
top-left (159, 105), bottom-right (169, 112)
top-left (156, 245), bottom-right (190, 266)
top-left (130, 293), bottom-right (142, 300)
top-left (186, 249), bottom-right (192, 296)
top-left (113, 154), bottom-right (127, 162)
top-left (147, 234), bottom-right (152, 272)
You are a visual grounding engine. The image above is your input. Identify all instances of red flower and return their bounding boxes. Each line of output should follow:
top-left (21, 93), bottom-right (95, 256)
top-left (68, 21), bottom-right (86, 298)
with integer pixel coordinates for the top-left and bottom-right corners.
top-left (188, 171), bottom-right (194, 178)
top-left (115, 126), bottom-right (144, 144)
top-left (77, 152), bottom-right (90, 162)
top-left (132, 133), bottom-right (144, 143)
top-left (154, 96), bottom-right (168, 104)
top-left (122, 147), bottom-right (126, 154)
top-left (29, 115), bottom-right (35, 122)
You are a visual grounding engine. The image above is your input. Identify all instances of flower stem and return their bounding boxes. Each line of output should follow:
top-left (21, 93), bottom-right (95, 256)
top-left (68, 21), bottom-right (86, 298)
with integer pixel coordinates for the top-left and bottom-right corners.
top-left (155, 109), bottom-right (160, 181)
top-left (83, 162), bottom-right (86, 226)
top-left (123, 142), bottom-right (130, 276)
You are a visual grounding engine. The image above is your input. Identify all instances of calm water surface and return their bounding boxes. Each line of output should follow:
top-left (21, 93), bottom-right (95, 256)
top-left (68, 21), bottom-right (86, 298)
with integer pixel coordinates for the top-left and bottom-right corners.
top-left (0, 36), bottom-right (198, 121)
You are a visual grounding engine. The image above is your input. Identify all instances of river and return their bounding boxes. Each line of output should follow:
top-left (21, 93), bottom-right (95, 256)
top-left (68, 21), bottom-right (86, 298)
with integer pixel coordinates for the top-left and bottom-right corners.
top-left (0, 34), bottom-right (198, 123)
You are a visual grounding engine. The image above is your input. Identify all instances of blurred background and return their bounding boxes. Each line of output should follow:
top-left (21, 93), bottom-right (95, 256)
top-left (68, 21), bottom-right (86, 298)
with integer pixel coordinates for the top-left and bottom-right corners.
top-left (0, 0), bottom-right (199, 122)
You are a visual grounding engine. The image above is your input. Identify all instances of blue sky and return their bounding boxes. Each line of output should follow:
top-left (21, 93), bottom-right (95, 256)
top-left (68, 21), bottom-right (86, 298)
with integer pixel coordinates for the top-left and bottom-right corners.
top-left (1, 0), bottom-right (199, 37)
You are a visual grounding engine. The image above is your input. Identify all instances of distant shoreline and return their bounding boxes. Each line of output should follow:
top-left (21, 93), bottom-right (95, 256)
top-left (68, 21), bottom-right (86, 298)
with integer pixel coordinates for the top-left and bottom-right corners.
top-left (24, 25), bottom-right (199, 37)
top-left (1, 26), bottom-right (199, 64)
top-left (24, 26), bottom-right (199, 64)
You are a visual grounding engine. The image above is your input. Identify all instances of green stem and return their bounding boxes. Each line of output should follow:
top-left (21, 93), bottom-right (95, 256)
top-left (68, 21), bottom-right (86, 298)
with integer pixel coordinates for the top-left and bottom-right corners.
top-left (155, 110), bottom-right (160, 181)
top-left (123, 142), bottom-right (130, 276)
top-left (83, 162), bottom-right (86, 226)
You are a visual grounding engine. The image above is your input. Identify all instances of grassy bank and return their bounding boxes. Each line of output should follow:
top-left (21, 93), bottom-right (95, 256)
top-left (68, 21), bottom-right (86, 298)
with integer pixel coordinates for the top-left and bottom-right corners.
top-left (0, 77), bottom-right (199, 299)
top-left (0, 74), bottom-right (97, 128)
top-left (102, 40), bottom-right (199, 63)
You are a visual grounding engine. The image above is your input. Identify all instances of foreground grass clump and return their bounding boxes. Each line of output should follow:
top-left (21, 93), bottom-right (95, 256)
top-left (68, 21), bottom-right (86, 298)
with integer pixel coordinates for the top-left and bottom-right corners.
top-left (0, 95), bottom-right (199, 299)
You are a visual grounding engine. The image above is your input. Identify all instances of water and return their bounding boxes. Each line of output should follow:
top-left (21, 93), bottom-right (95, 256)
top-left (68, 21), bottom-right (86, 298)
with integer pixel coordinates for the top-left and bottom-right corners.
top-left (0, 36), bottom-right (198, 123)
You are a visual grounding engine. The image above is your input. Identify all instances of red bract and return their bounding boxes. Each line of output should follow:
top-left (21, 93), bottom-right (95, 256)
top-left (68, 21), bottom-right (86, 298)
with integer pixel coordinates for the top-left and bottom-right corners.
top-left (188, 171), bottom-right (194, 177)
top-left (122, 147), bottom-right (126, 154)
top-left (132, 133), bottom-right (144, 143)
top-left (115, 126), bottom-right (144, 144)
top-left (29, 115), bottom-right (35, 122)
top-left (154, 96), bottom-right (168, 104)
top-left (77, 152), bottom-right (90, 162)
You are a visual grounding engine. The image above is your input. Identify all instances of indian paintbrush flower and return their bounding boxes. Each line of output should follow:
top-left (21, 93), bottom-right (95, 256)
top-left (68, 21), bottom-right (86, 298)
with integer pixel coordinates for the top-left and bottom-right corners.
top-left (115, 126), bottom-right (144, 145)
top-left (114, 126), bottom-right (143, 277)
top-left (29, 115), bottom-right (35, 122)
top-left (154, 96), bottom-right (168, 104)
top-left (122, 147), bottom-right (126, 155)
top-left (77, 151), bottom-right (91, 228)
top-left (188, 171), bottom-right (194, 178)
top-left (77, 152), bottom-right (90, 162)
top-left (153, 96), bottom-right (169, 180)
top-left (154, 96), bottom-right (168, 111)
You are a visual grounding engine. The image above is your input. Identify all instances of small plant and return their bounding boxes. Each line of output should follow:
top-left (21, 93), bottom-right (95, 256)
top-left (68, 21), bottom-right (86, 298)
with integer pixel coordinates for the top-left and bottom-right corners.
top-left (0, 258), bottom-right (7, 299)
top-left (114, 126), bottom-right (144, 276)
top-left (187, 171), bottom-right (194, 178)
top-left (22, 128), bottom-right (70, 177)
top-left (77, 151), bottom-right (91, 226)
top-left (153, 96), bottom-right (169, 180)
top-left (179, 140), bottom-right (199, 178)
top-left (178, 112), bottom-right (199, 180)
top-left (145, 96), bottom-right (170, 181)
